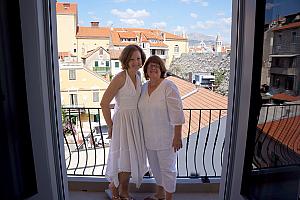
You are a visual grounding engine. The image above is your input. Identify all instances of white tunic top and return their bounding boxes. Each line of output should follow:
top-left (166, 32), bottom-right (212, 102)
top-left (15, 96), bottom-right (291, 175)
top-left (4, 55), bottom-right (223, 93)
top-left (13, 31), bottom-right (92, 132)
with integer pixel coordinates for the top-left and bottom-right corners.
top-left (138, 79), bottom-right (185, 150)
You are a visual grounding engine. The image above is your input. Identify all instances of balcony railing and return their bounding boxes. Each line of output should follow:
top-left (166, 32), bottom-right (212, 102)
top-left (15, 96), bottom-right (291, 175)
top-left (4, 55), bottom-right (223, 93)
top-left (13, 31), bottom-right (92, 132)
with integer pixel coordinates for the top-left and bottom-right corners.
top-left (62, 107), bottom-right (228, 181)
top-left (254, 103), bottom-right (300, 169)
top-left (93, 66), bottom-right (110, 74)
top-left (62, 104), bottom-right (300, 181)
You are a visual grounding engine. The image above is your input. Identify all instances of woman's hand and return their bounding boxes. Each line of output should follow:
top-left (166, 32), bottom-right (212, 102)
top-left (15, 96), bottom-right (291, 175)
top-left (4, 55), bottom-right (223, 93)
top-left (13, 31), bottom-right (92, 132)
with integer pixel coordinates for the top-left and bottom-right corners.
top-left (108, 126), bottom-right (113, 139)
top-left (172, 136), bottom-right (182, 152)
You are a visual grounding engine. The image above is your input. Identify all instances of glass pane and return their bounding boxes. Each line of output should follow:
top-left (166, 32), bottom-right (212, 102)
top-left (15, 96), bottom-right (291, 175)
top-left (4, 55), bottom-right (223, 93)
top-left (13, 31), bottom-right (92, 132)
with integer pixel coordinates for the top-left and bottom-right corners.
top-left (255, 0), bottom-right (300, 171)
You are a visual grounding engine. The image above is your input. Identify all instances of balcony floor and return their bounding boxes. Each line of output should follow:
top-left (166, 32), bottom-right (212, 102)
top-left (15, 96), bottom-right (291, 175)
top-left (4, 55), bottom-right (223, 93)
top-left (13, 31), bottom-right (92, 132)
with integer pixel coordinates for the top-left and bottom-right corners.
top-left (69, 191), bottom-right (219, 200)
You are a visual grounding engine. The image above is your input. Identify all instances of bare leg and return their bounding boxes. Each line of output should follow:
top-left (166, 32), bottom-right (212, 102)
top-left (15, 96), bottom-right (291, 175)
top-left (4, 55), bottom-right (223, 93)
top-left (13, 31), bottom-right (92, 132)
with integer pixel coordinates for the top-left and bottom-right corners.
top-left (165, 191), bottom-right (173, 200)
top-left (155, 185), bottom-right (166, 199)
top-left (109, 182), bottom-right (119, 199)
top-left (119, 172), bottom-right (131, 198)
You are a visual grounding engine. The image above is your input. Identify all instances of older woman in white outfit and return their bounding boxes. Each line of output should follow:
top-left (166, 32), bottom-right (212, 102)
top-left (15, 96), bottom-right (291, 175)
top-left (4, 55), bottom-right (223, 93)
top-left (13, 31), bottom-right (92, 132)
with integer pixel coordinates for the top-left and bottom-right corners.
top-left (138, 55), bottom-right (185, 200)
top-left (101, 44), bottom-right (148, 200)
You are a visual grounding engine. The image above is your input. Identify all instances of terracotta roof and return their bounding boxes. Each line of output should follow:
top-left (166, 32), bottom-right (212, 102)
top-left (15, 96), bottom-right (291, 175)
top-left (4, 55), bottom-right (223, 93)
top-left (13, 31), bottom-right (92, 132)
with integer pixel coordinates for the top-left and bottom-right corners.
top-left (81, 46), bottom-right (108, 59)
top-left (76, 26), bottom-right (186, 45)
top-left (143, 31), bottom-right (163, 40)
top-left (58, 52), bottom-right (74, 58)
top-left (109, 49), bottom-right (123, 60)
top-left (164, 32), bottom-right (187, 41)
top-left (257, 116), bottom-right (300, 154)
top-left (56, 2), bottom-right (77, 15)
top-left (150, 42), bottom-right (168, 47)
top-left (109, 31), bottom-right (135, 46)
top-left (140, 33), bottom-right (148, 42)
top-left (273, 21), bottom-right (300, 31)
top-left (271, 93), bottom-right (300, 102)
top-left (118, 31), bottom-right (137, 38)
top-left (166, 76), bottom-right (228, 138)
top-left (76, 27), bottom-right (110, 38)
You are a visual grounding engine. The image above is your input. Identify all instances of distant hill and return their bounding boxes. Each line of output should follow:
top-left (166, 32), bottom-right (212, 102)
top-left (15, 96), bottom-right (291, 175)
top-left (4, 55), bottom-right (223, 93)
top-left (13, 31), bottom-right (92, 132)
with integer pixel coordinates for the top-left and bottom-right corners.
top-left (187, 32), bottom-right (215, 46)
top-left (169, 52), bottom-right (231, 96)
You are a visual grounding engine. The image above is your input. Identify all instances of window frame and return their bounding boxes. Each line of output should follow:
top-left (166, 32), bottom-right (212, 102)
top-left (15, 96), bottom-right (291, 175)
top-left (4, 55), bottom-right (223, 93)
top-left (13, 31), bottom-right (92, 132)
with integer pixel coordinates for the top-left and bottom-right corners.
top-left (69, 69), bottom-right (76, 80)
top-left (92, 91), bottom-right (99, 102)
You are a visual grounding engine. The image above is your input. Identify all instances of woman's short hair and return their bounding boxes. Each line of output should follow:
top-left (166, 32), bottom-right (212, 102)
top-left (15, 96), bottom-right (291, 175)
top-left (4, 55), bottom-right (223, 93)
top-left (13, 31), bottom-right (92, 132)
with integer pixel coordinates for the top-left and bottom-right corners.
top-left (143, 55), bottom-right (166, 80)
top-left (119, 44), bottom-right (146, 70)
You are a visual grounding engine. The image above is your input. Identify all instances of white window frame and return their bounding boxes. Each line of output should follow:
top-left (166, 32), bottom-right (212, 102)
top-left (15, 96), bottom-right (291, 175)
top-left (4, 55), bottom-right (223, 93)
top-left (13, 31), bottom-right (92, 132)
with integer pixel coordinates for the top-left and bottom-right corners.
top-left (19, 0), bottom-right (69, 199)
top-left (93, 91), bottom-right (99, 102)
top-left (69, 69), bottom-right (76, 80)
top-left (219, 0), bottom-right (258, 199)
top-left (174, 45), bottom-right (179, 53)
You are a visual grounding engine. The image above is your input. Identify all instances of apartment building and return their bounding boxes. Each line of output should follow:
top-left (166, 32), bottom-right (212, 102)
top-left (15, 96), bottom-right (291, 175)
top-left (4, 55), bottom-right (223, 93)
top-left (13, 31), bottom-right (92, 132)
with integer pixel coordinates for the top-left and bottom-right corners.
top-left (56, 2), bottom-right (188, 71)
top-left (268, 13), bottom-right (300, 95)
top-left (82, 46), bottom-right (111, 76)
top-left (59, 63), bottom-right (110, 124)
top-left (56, 2), bottom-right (78, 56)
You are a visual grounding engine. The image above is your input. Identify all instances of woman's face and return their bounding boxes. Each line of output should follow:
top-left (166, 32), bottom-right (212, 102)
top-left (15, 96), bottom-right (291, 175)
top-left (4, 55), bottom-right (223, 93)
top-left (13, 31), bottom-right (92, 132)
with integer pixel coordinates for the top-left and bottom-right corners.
top-left (147, 62), bottom-right (161, 80)
top-left (128, 50), bottom-right (142, 71)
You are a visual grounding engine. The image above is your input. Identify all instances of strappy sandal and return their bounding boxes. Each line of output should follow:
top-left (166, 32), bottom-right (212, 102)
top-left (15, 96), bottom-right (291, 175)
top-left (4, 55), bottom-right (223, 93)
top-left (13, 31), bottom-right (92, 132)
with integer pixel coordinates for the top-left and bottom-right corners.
top-left (105, 185), bottom-right (121, 200)
top-left (112, 195), bottom-right (121, 200)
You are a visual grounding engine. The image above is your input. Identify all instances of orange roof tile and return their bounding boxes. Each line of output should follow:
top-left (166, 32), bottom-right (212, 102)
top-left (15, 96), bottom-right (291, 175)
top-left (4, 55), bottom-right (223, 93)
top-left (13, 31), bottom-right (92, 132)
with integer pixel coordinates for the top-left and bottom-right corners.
top-left (56, 2), bottom-right (77, 15)
top-left (109, 49), bottom-right (123, 60)
top-left (111, 31), bottom-right (120, 44)
top-left (118, 31), bottom-right (137, 38)
top-left (140, 33), bottom-right (148, 42)
top-left (75, 26), bottom-right (187, 45)
top-left (150, 42), bottom-right (168, 47)
top-left (110, 31), bottom-right (138, 46)
top-left (166, 76), bottom-right (228, 138)
top-left (58, 51), bottom-right (75, 58)
top-left (143, 31), bottom-right (163, 40)
top-left (271, 93), bottom-right (300, 102)
top-left (76, 27), bottom-right (110, 38)
top-left (273, 21), bottom-right (300, 31)
top-left (164, 32), bottom-right (187, 41)
top-left (257, 116), bottom-right (300, 154)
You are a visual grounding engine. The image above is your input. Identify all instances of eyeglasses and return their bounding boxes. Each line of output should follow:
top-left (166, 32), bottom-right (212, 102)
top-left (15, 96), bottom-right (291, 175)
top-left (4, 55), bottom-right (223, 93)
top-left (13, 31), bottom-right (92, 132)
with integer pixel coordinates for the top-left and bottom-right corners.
top-left (148, 63), bottom-right (160, 68)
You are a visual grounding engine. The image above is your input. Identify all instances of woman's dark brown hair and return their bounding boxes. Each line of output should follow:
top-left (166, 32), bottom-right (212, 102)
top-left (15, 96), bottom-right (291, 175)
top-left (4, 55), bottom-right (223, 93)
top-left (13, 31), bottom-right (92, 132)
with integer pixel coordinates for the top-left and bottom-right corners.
top-left (143, 55), bottom-right (166, 80)
top-left (119, 44), bottom-right (146, 70)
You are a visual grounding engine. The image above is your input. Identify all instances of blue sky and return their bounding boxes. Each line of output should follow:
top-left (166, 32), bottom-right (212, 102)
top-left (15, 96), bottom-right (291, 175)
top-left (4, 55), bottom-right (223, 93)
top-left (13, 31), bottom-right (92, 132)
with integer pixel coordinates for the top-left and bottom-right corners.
top-left (265, 0), bottom-right (300, 23)
top-left (58, 0), bottom-right (233, 42)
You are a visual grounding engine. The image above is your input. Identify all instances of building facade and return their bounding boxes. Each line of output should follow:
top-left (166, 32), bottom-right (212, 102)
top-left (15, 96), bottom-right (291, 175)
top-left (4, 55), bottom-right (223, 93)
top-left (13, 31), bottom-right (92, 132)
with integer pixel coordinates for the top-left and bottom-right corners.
top-left (56, 2), bottom-right (188, 72)
top-left (59, 63), bottom-right (110, 123)
top-left (268, 13), bottom-right (300, 95)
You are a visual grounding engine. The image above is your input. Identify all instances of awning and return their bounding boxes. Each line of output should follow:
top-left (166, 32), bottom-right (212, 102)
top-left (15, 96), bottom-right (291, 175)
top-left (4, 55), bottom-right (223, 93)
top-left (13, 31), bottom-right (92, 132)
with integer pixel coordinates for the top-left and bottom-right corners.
top-left (269, 54), bottom-right (299, 58)
top-left (202, 75), bottom-right (215, 79)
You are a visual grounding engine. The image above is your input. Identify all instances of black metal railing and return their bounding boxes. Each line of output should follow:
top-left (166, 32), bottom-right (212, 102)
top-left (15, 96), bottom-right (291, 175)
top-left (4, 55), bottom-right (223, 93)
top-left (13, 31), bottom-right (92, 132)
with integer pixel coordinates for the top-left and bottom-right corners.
top-left (62, 107), bottom-right (227, 180)
top-left (253, 103), bottom-right (300, 169)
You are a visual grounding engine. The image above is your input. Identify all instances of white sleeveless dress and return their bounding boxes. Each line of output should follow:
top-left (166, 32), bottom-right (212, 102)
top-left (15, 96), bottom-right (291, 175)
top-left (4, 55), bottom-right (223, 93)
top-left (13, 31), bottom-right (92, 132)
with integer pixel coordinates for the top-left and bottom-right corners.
top-left (105, 70), bottom-right (148, 188)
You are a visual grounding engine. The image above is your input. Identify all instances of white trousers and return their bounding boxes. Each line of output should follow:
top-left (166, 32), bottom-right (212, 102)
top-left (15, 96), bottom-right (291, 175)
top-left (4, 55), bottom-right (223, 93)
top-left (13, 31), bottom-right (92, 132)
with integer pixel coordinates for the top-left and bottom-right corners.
top-left (147, 148), bottom-right (177, 193)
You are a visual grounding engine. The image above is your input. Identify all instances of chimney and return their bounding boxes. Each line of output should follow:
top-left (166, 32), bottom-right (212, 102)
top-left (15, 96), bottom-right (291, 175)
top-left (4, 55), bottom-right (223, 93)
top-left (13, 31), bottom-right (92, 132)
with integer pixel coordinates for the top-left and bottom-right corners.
top-left (90, 21), bottom-right (99, 27)
top-left (63, 3), bottom-right (70, 9)
top-left (161, 32), bottom-right (166, 41)
top-left (188, 72), bottom-right (193, 82)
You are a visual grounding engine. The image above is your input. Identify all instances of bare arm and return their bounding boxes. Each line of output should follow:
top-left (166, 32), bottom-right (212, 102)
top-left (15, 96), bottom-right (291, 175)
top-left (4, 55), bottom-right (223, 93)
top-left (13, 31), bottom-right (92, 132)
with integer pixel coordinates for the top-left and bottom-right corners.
top-left (100, 72), bottom-right (125, 138)
top-left (172, 125), bottom-right (183, 152)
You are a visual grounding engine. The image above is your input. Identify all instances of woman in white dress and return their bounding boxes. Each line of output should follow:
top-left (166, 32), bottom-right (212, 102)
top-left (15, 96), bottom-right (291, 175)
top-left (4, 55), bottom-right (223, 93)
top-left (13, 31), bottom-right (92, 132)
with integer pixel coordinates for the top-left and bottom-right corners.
top-left (138, 55), bottom-right (185, 200)
top-left (101, 44), bottom-right (148, 200)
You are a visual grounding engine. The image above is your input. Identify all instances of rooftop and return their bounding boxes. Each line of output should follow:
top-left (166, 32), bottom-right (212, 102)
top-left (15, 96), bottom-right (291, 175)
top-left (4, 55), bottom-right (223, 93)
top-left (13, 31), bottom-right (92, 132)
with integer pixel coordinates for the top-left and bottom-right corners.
top-left (273, 21), bottom-right (300, 31)
top-left (167, 76), bottom-right (228, 138)
top-left (257, 115), bottom-right (300, 154)
top-left (271, 93), bottom-right (300, 102)
top-left (56, 2), bottom-right (77, 15)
